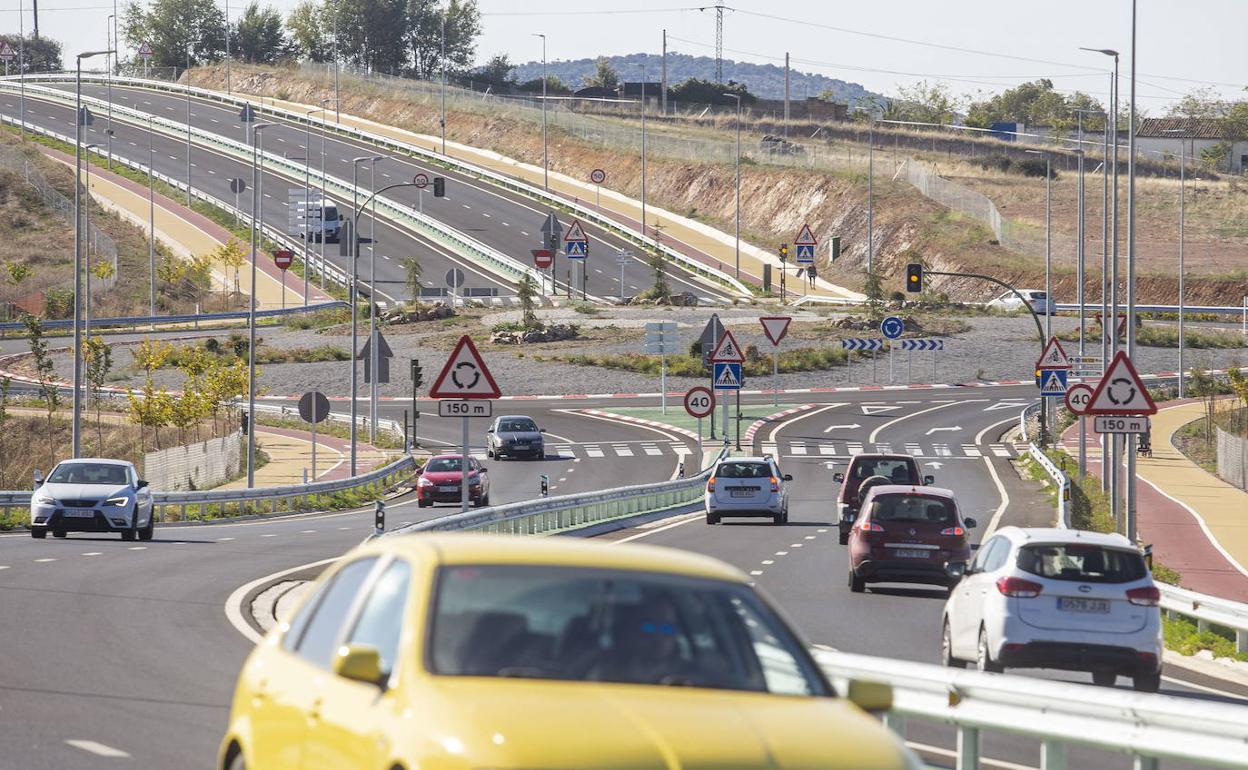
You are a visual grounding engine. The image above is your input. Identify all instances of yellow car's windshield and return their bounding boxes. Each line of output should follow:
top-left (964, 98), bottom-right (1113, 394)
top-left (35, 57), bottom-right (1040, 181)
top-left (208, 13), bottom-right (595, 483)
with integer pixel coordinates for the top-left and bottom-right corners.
top-left (428, 565), bottom-right (829, 696)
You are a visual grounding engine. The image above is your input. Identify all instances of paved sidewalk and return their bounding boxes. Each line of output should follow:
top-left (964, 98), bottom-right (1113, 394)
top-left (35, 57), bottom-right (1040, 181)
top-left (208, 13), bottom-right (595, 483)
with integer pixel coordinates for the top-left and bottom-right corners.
top-left (41, 146), bottom-right (329, 311)
top-left (1060, 400), bottom-right (1248, 602)
top-left (216, 424), bottom-right (394, 489)
top-left (254, 93), bottom-right (861, 301)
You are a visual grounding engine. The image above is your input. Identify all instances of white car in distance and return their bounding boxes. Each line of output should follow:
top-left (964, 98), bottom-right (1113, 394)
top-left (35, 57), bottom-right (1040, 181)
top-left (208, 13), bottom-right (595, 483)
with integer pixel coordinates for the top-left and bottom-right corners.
top-left (30, 459), bottom-right (155, 541)
top-left (986, 289), bottom-right (1056, 316)
top-left (705, 456), bottom-right (792, 525)
top-left (941, 527), bottom-right (1163, 692)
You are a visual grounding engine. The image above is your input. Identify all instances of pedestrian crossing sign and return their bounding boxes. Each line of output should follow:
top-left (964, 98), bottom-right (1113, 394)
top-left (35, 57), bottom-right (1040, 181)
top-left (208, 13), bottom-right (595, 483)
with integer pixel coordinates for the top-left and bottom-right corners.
top-left (795, 243), bottom-right (816, 264)
top-left (713, 362), bottom-right (743, 390)
top-left (1039, 368), bottom-right (1068, 397)
top-left (565, 240), bottom-right (587, 258)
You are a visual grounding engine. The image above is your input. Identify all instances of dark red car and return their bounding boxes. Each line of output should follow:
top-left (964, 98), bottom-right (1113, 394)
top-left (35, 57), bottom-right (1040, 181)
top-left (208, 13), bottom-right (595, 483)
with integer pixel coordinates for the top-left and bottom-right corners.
top-left (833, 454), bottom-right (932, 544)
top-left (846, 485), bottom-right (975, 594)
top-left (416, 454), bottom-right (490, 508)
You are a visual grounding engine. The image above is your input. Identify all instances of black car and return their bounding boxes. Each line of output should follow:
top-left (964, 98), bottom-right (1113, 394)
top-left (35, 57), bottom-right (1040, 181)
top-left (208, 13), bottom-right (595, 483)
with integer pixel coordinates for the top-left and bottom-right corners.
top-left (486, 415), bottom-right (546, 460)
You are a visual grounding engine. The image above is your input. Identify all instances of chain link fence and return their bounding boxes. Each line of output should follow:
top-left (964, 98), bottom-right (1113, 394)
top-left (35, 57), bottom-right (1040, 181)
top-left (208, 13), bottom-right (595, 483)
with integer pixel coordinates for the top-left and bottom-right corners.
top-left (0, 142), bottom-right (119, 300)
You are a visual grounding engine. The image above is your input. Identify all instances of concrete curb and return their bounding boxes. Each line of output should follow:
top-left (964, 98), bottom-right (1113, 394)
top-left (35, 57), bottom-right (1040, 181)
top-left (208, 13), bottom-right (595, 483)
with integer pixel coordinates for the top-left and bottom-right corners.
top-left (743, 403), bottom-right (817, 447)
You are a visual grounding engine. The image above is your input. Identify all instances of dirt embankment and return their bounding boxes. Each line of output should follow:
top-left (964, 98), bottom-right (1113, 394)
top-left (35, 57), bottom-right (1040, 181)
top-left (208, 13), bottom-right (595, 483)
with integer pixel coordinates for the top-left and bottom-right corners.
top-left (191, 64), bottom-right (1243, 304)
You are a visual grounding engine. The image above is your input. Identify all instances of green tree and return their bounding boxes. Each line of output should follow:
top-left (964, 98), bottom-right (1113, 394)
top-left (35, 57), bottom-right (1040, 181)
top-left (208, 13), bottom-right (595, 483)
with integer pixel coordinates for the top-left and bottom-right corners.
top-left (648, 250), bottom-right (670, 302)
top-left (862, 270), bottom-right (886, 320)
top-left (286, 1), bottom-right (330, 61)
top-left (400, 257), bottom-right (423, 301)
top-left (473, 54), bottom-right (514, 91)
top-left (234, 2), bottom-right (290, 64)
top-left (0, 376), bottom-right (10, 488)
top-left (669, 78), bottom-right (756, 105)
top-left (890, 80), bottom-right (959, 125)
top-left (516, 273), bottom-right (537, 328)
top-left (404, 0), bottom-right (480, 79)
top-left (123, 0), bottom-right (228, 68)
top-left (583, 56), bottom-right (620, 91)
top-left (0, 34), bottom-right (63, 73)
top-left (83, 335), bottom-right (114, 453)
top-left (516, 75), bottom-right (571, 95)
top-left (1227, 368), bottom-right (1248, 436)
top-left (326, 0), bottom-right (408, 73)
top-left (127, 381), bottom-right (174, 451)
top-left (1187, 367), bottom-right (1220, 445)
top-left (203, 358), bottom-right (250, 432)
top-left (965, 79), bottom-right (1105, 133)
top-left (23, 315), bottom-right (61, 468)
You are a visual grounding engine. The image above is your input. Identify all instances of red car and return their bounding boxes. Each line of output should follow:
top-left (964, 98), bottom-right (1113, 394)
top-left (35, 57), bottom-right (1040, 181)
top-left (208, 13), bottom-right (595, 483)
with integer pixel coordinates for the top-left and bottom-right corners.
top-left (846, 485), bottom-right (975, 595)
top-left (833, 454), bottom-right (932, 544)
top-left (416, 454), bottom-right (491, 508)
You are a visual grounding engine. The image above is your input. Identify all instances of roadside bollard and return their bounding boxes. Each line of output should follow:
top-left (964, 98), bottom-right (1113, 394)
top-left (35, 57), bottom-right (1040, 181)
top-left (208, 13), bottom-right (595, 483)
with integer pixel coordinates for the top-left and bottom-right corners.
top-left (540, 475), bottom-right (549, 497)
top-left (374, 500), bottom-right (385, 536)
top-left (677, 462), bottom-right (685, 479)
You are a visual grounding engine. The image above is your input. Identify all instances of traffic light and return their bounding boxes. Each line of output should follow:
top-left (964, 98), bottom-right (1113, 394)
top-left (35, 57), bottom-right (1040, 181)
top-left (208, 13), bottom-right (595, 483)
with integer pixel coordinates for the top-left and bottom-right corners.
top-left (410, 358), bottom-right (423, 389)
top-left (906, 262), bottom-right (923, 293)
top-left (433, 176), bottom-right (446, 197)
top-left (778, 243), bottom-right (789, 263)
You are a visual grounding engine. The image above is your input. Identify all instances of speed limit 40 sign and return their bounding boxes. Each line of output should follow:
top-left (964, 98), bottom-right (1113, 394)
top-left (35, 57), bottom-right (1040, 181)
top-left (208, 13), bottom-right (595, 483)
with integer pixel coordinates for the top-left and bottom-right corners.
top-left (1065, 383), bottom-right (1094, 415)
top-left (684, 386), bottom-right (715, 419)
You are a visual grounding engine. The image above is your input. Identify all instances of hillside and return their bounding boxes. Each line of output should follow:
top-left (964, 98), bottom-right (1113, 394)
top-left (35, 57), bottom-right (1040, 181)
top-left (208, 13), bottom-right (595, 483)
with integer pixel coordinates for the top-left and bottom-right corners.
top-left (510, 52), bottom-right (877, 105)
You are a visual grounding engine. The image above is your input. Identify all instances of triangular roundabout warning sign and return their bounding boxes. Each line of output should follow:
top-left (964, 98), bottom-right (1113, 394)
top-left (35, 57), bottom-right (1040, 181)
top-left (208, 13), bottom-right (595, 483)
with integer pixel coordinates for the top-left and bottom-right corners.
top-left (429, 335), bottom-right (501, 399)
top-left (1036, 336), bottom-right (1071, 369)
top-left (709, 329), bottom-right (745, 363)
top-left (1085, 351), bottom-right (1156, 416)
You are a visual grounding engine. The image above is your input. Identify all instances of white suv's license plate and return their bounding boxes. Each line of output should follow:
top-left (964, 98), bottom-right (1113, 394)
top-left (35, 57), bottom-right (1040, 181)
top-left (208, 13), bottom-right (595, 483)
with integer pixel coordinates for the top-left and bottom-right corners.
top-left (62, 509), bottom-right (95, 518)
top-left (893, 549), bottom-right (928, 559)
top-left (729, 489), bottom-right (755, 498)
top-left (1058, 597), bottom-right (1110, 613)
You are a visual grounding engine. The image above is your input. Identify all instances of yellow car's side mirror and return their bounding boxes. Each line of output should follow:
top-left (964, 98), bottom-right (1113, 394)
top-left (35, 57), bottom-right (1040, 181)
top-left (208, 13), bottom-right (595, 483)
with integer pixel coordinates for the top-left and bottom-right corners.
top-left (333, 644), bottom-right (385, 687)
top-left (846, 680), bottom-right (893, 714)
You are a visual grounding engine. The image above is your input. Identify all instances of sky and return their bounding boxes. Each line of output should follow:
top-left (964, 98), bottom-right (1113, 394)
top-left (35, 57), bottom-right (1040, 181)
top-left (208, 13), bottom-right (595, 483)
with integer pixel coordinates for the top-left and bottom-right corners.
top-left (8, 0), bottom-right (1246, 110)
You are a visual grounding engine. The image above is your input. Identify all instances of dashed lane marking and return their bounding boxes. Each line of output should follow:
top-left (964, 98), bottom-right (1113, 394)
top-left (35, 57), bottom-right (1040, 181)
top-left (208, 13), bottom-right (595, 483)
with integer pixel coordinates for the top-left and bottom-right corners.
top-left (218, 537), bottom-right (235, 541)
top-left (82, 552), bottom-right (101, 556)
top-left (65, 740), bottom-right (130, 758)
top-left (35, 558), bottom-right (55, 563)
top-left (127, 546), bottom-right (146, 551)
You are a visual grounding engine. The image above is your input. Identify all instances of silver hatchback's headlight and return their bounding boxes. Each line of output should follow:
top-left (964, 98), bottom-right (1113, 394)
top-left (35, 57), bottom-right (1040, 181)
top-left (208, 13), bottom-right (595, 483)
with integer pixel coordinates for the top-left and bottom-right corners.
top-left (104, 496), bottom-right (130, 508)
top-left (33, 493), bottom-right (56, 506)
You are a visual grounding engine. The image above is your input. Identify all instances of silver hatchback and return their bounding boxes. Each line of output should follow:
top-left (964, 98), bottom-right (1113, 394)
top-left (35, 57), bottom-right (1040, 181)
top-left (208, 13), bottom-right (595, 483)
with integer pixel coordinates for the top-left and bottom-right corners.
top-left (705, 456), bottom-right (791, 525)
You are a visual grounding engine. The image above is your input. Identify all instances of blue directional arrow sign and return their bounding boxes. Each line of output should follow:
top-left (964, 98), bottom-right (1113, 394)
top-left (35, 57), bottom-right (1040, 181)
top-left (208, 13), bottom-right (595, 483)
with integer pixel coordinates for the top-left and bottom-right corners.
top-left (795, 243), bottom-right (816, 264)
top-left (565, 240), bottom-right (587, 259)
top-left (1039, 368), bottom-right (1069, 397)
top-left (713, 362), bottom-right (743, 390)
top-left (880, 316), bottom-right (905, 340)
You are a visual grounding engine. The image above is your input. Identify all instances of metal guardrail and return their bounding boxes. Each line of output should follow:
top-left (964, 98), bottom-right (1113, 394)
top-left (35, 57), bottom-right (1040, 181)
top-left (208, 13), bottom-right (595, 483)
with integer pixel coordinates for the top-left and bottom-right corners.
top-left (16, 73), bottom-right (751, 299)
top-left (1056, 302), bottom-right (1248, 315)
top-left (5, 80), bottom-right (545, 292)
top-left (0, 301), bottom-right (346, 333)
top-left (815, 648), bottom-right (1248, 770)
top-left (1022, 404), bottom-right (1248, 654)
top-left (0, 453), bottom-right (416, 523)
top-left (387, 448), bottom-right (725, 537)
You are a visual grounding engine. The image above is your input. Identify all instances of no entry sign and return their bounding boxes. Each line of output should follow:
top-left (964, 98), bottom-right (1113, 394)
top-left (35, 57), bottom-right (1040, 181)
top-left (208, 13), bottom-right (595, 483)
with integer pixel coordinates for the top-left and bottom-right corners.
top-left (273, 250), bottom-right (294, 270)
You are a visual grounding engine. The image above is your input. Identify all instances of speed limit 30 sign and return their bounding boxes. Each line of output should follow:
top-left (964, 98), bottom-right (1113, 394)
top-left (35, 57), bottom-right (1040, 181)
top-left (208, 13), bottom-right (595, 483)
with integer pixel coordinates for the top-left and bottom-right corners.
top-left (684, 386), bottom-right (715, 419)
top-left (1064, 383), bottom-right (1094, 415)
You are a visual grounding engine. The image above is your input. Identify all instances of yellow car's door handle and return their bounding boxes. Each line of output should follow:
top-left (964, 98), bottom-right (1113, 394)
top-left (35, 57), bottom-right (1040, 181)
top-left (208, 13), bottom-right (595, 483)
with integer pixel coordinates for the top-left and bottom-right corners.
top-left (308, 698), bottom-right (323, 726)
top-left (252, 680), bottom-right (268, 708)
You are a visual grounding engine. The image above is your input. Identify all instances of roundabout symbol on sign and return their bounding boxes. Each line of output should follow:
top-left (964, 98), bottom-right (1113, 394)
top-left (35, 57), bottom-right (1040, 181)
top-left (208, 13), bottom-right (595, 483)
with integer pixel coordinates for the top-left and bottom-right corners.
top-left (413, 173), bottom-right (429, 189)
top-left (880, 316), bottom-right (905, 340)
top-left (684, 386), bottom-right (715, 419)
top-left (1065, 383), bottom-right (1094, 415)
top-left (590, 168), bottom-right (606, 184)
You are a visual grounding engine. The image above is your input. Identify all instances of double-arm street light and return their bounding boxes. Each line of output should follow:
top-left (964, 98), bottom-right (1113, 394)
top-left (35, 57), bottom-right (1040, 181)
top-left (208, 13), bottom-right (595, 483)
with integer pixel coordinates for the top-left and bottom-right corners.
top-left (723, 92), bottom-right (742, 280)
top-left (1164, 128), bottom-right (1189, 398)
top-left (317, 98), bottom-right (336, 290)
top-left (532, 33), bottom-right (548, 190)
top-left (71, 48), bottom-right (113, 459)
top-left (246, 122), bottom-right (274, 488)
top-left (350, 155), bottom-right (385, 475)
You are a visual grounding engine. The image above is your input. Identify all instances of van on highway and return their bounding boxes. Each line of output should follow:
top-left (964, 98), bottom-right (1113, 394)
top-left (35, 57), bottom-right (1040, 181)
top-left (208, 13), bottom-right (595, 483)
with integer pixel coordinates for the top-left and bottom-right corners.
top-left (302, 203), bottom-right (341, 243)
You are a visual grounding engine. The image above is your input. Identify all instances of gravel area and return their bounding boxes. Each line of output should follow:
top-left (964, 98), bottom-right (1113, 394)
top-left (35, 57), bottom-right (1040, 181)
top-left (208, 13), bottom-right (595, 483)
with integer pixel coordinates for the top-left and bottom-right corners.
top-left (34, 311), bottom-right (1247, 398)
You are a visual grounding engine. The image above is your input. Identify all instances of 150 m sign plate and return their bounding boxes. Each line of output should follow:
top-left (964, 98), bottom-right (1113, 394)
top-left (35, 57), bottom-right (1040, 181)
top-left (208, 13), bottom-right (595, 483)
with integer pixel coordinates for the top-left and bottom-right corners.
top-left (1093, 416), bottom-right (1149, 434)
top-left (438, 400), bottom-right (493, 418)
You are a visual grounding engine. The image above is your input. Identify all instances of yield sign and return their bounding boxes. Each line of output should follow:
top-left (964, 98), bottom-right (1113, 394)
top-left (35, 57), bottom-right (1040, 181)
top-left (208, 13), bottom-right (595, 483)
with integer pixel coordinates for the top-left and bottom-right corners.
top-left (794, 223), bottom-right (817, 245)
top-left (429, 335), bottom-right (501, 399)
top-left (709, 329), bottom-right (745, 363)
top-left (1086, 351), bottom-right (1157, 416)
top-left (563, 219), bottom-right (588, 244)
top-left (759, 316), bottom-right (791, 346)
top-left (1036, 336), bottom-right (1071, 369)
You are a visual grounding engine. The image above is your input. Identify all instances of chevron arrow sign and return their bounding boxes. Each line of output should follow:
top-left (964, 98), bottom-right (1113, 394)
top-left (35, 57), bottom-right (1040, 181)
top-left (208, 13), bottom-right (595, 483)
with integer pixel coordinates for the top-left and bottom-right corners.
top-left (899, 339), bottom-right (945, 351)
top-left (841, 338), bottom-right (885, 351)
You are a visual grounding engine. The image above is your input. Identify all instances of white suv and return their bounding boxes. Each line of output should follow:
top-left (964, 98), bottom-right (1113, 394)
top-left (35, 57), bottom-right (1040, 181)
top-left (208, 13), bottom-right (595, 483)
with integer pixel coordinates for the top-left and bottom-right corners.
top-left (940, 527), bottom-right (1163, 692)
top-left (986, 289), bottom-right (1056, 316)
top-left (705, 457), bottom-right (791, 525)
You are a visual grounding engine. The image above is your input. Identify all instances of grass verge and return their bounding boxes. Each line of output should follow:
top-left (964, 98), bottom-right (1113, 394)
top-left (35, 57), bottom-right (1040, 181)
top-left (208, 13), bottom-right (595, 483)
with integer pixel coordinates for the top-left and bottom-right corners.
top-left (541, 347), bottom-right (847, 377)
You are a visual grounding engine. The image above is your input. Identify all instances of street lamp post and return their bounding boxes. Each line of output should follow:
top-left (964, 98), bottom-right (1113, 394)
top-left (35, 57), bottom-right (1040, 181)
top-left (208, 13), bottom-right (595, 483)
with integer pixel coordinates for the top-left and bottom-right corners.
top-left (1025, 149), bottom-right (1052, 443)
top-left (867, 117), bottom-right (875, 275)
top-left (1126, 0), bottom-right (1139, 544)
top-left (84, 142), bottom-right (98, 334)
top-left (533, 33), bottom-right (547, 190)
top-left (368, 157), bottom-right (382, 443)
top-left (303, 105), bottom-right (326, 305)
top-left (185, 49), bottom-right (193, 207)
top-left (246, 123), bottom-right (273, 488)
top-left (639, 64), bottom-right (648, 251)
top-left (1165, 129), bottom-right (1188, 397)
top-left (318, 98), bottom-right (335, 289)
top-left (71, 48), bottom-right (112, 459)
top-left (105, 14), bottom-right (114, 170)
top-left (148, 112), bottom-right (156, 322)
top-left (440, 15), bottom-right (447, 155)
top-left (724, 92), bottom-right (742, 280)
top-left (350, 155), bottom-right (384, 475)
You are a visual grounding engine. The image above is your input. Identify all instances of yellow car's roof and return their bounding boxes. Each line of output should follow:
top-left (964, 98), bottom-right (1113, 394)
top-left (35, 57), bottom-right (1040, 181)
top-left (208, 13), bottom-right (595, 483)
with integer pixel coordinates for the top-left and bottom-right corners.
top-left (364, 532), bottom-right (748, 583)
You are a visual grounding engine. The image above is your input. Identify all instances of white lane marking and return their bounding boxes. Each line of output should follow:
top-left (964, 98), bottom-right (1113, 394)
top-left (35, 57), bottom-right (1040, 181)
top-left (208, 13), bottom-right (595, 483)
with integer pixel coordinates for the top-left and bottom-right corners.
top-left (338, 526), bottom-right (351, 531)
top-left (482, 212), bottom-right (491, 218)
top-left (790, 443), bottom-right (807, 456)
top-left (962, 444), bottom-right (983, 457)
top-left (462, 203), bottom-right (471, 209)
top-left (1161, 673), bottom-right (1248, 699)
top-left (128, 546), bottom-right (146, 551)
top-left (262, 533), bottom-right (277, 537)
top-left (612, 512), bottom-right (703, 544)
top-left (0, 565), bottom-right (9, 570)
top-left (991, 444), bottom-right (1012, 457)
top-left (614, 446), bottom-right (634, 457)
top-left (868, 400), bottom-right (982, 443)
top-left (749, 570), bottom-right (764, 576)
top-left (643, 445), bottom-right (663, 456)
top-left (520, 230), bottom-right (530, 236)
top-left (35, 558), bottom-right (56, 563)
top-left (300, 529), bottom-right (317, 534)
top-left (767, 403), bottom-right (843, 444)
top-left (761, 559), bottom-right (774, 565)
top-left (225, 557), bottom-right (340, 643)
top-left (82, 552), bottom-right (102, 556)
top-left (775, 551), bottom-right (788, 556)
top-left (804, 535), bottom-right (816, 540)
top-left (66, 740), bottom-right (130, 758)
top-left (790, 543), bottom-right (803, 548)
top-left (502, 221), bottom-right (510, 226)
top-left (585, 446), bottom-right (605, 458)
top-left (980, 455), bottom-right (1012, 538)
top-left (218, 537), bottom-right (235, 541)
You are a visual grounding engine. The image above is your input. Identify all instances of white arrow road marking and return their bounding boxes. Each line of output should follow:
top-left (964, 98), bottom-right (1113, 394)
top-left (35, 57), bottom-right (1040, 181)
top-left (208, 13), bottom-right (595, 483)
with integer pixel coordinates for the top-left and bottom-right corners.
top-left (926, 462), bottom-right (944, 469)
top-left (860, 404), bottom-right (902, 415)
top-left (984, 401), bottom-right (1029, 412)
top-left (925, 426), bottom-right (962, 435)
top-left (823, 423), bottom-right (861, 432)
top-left (66, 740), bottom-right (130, 758)
top-left (869, 400), bottom-right (978, 443)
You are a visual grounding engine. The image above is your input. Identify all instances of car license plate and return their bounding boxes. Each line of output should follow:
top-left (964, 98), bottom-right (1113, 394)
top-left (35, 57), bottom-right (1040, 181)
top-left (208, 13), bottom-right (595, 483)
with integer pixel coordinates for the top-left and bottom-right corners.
top-left (437, 485), bottom-right (458, 493)
top-left (729, 489), bottom-right (755, 498)
top-left (513, 442), bottom-right (528, 448)
top-left (893, 549), bottom-right (928, 559)
top-left (1058, 597), bottom-right (1110, 613)
top-left (62, 509), bottom-right (95, 518)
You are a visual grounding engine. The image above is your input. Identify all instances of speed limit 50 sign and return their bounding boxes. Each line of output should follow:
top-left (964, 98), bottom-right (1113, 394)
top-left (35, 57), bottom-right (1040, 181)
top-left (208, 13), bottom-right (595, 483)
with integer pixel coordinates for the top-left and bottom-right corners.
top-left (1064, 383), bottom-right (1094, 415)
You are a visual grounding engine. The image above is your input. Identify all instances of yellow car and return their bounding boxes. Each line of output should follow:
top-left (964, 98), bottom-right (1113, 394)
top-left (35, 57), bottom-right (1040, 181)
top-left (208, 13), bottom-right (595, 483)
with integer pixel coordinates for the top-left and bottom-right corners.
top-left (219, 534), bottom-right (921, 770)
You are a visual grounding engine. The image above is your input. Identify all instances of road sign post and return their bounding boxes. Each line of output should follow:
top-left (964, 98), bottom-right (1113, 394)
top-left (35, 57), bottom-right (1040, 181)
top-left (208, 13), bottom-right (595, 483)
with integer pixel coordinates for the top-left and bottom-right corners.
top-left (445, 268), bottom-right (466, 309)
top-left (590, 168), bottom-right (606, 209)
top-left (430, 335), bottom-right (502, 512)
top-left (541, 212), bottom-right (562, 296)
top-left (684, 386), bottom-right (715, 457)
top-left (698, 315), bottom-right (726, 439)
top-left (617, 250), bottom-right (632, 301)
top-left (710, 329), bottom-right (745, 440)
top-left (298, 390), bottom-right (330, 481)
top-left (760, 316), bottom-right (791, 405)
top-left (645, 321), bottom-right (679, 414)
top-left (1064, 382), bottom-right (1095, 478)
top-left (563, 219), bottom-right (589, 302)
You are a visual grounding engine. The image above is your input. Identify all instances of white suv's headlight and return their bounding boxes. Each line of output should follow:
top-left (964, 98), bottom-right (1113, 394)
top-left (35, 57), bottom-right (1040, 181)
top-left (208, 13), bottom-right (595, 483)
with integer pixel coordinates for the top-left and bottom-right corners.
top-left (104, 496), bottom-right (130, 507)
top-left (33, 493), bottom-right (56, 506)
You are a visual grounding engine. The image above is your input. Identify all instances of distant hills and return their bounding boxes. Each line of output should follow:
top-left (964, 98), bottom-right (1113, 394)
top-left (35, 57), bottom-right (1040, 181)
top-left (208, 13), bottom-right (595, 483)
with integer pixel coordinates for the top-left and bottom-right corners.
top-left (508, 52), bottom-right (879, 105)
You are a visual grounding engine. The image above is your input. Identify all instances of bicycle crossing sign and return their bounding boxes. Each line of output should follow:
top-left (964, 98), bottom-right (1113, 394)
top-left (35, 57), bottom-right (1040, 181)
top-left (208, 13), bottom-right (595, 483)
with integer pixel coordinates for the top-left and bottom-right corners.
top-left (794, 223), bottom-right (817, 264)
top-left (1036, 336), bottom-right (1071, 369)
top-left (563, 219), bottom-right (588, 259)
top-left (709, 329), bottom-right (745, 363)
top-left (1085, 351), bottom-right (1156, 416)
top-left (713, 362), bottom-right (743, 390)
